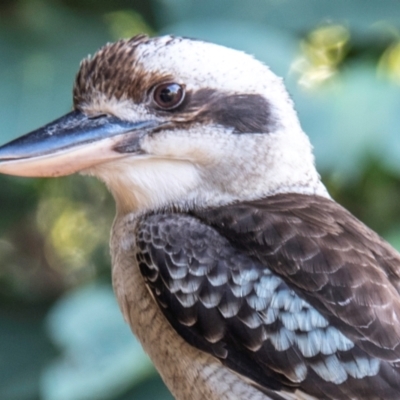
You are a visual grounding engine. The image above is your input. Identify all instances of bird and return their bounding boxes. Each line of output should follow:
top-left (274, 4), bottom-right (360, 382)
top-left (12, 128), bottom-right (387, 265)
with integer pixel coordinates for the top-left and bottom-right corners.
top-left (0, 34), bottom-right (399, 400)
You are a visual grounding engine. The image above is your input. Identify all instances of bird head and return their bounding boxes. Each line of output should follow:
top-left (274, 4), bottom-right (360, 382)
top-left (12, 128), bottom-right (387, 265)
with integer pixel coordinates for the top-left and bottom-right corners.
top-left (0, 35), bottom-right (327, 213)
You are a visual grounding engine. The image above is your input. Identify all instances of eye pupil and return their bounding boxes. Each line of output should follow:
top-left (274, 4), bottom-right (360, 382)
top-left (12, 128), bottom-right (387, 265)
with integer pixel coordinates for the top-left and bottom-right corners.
top-left (159, 85), bottom-right (178, 103)
top-left (154, 83), bottom-right (184, 110)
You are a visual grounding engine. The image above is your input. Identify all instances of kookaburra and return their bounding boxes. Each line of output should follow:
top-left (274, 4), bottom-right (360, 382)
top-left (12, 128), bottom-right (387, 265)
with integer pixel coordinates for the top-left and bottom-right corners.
top-left (0, 35), bottom-right (400, 400)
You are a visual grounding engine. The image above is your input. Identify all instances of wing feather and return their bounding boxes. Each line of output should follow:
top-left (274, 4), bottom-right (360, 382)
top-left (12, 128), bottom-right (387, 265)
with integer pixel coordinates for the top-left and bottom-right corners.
top-left (135, 200), bottom-right (400, 398)
top-left (197, 194), bottom-right (400, 359)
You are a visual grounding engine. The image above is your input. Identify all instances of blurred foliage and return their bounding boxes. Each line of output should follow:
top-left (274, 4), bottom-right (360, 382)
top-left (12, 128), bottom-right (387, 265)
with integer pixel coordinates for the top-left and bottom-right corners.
top-left (0, 0), bottom-right (399, 399)
top-left (293, 24), bottom-right (351, 87)
top-left (42, 284), bottom-right (159, 400)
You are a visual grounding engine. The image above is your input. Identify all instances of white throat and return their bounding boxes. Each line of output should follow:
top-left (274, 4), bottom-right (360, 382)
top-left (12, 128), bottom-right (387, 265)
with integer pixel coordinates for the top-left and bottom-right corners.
top-left (86, 125), bottom-right (329, 216)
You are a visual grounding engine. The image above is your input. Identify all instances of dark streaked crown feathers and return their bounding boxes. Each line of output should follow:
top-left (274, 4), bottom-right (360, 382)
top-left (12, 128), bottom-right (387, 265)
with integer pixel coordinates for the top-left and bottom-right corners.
top-left (73, 34), bottom-right (155, 107)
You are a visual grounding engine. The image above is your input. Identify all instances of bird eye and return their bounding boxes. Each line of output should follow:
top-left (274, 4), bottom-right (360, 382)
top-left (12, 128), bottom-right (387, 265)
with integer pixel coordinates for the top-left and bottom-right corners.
top-left (153, 83), bottom-right (185, 110)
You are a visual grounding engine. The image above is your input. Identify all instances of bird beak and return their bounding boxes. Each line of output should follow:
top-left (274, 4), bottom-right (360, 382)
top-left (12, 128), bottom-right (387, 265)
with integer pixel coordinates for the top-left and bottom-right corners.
top-left (0, 110), bottom-right (159, 177)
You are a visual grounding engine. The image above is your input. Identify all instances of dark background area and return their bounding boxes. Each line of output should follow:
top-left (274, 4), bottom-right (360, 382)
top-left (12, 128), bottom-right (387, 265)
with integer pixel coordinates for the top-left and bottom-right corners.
top-left (0, 1), bottom-right (400, 399)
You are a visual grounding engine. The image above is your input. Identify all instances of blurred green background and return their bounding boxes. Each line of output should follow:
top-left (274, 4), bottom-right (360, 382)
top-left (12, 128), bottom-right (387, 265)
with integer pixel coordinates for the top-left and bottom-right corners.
top-left (0, 1), bottom-right (400, 399)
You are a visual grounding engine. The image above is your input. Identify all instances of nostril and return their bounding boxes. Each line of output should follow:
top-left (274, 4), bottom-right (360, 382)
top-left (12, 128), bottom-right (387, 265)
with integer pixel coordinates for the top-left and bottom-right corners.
top-left (88, 114), bottom-right (108, 120)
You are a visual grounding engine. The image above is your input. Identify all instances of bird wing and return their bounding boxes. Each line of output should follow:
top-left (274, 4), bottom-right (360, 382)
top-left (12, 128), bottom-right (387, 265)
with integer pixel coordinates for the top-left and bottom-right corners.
top-left (196, 193), bottom-right (400, 361)
top-left (136, 194), bottom-right (400, 399)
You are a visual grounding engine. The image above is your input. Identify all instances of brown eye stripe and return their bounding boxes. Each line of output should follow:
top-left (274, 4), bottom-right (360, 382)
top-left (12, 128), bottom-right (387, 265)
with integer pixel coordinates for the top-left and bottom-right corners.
top-left (168, 88), bottom-right (276, 134)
